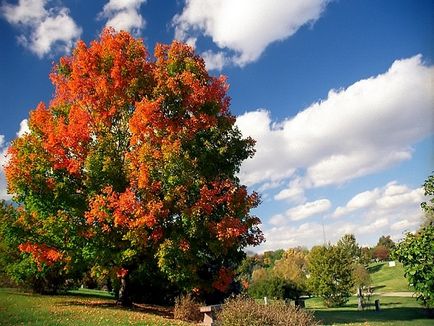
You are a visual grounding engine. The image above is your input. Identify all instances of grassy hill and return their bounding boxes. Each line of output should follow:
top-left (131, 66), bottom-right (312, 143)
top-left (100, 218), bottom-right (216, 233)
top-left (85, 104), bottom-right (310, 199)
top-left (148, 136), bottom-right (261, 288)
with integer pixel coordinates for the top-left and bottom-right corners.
top-left (368, 262), bottom-right (411, 293)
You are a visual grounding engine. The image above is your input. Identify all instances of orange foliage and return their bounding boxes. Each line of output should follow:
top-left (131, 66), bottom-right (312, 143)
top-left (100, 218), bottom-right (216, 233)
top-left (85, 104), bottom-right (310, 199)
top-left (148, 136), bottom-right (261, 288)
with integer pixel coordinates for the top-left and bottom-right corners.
top-left (85, 186), bottom-right (166, 231)
top-left (18, 242), bottom-right (63, 270)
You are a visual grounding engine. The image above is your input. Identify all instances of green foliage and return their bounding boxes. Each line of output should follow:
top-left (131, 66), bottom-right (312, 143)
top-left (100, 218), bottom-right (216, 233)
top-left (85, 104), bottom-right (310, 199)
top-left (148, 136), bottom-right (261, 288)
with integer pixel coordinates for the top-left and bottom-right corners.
top-left (307, 245), bottom-right (354, 307)
top-left (360, 246), bottom-right (373, 266)
top-left (246, 248), bottom-right (309, 301)
top-left (377, 235), bottom-right (396, 250)
top-left (0, 201), bottom-right (19, 286)
top-left (217, 296), bottom-right (319, 326)
top-left (262, 249), bottom-right (285, 268)
top-left (352, 263), bottom-right (371, 289)
top-left (393, 173), bottom-right (434, 309)
top-left (248, 275), bottom-right (303, 300)
top-left (421, 173), bottom-right (434, 224)
top-left (337, 234), bottom-right (361, 262)
top-left (394, 224), bottom-right (434, 308)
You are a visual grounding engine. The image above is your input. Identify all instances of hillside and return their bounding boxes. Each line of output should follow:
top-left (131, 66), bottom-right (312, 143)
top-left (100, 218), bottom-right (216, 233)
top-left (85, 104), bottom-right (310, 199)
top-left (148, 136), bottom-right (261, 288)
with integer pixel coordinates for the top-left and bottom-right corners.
top-left (368, 262), bottom-right (411, 293)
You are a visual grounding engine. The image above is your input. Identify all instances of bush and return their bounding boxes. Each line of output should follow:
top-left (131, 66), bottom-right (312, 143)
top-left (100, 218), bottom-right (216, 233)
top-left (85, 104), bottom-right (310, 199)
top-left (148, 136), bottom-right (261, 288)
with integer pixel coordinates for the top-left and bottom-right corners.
top-left (174, 293), bottom-right (203, 322)
top-left (217, 296), bottom-right (318, 326)
top-left (248, 275), bottom-right (303, 300)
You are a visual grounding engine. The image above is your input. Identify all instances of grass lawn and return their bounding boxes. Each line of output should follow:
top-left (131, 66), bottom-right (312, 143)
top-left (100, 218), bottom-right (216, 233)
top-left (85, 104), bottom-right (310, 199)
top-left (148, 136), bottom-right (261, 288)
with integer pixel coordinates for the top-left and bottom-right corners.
top-left (368, 262), bottom-right (411, 293)
top-left (0, 288), bottom-right (193, 326)
top-left (306, 295), bottom-right (432, 325)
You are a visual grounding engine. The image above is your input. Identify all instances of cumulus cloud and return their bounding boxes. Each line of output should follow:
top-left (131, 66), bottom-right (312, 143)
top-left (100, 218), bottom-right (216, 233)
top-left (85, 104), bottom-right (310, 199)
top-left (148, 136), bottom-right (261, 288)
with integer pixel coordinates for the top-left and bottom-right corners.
top-left (333, 181), bottom-right (425, 220)
top-left (236, 55), bottom-right (434, 188)
top-left (274, 177), bottom-right (306, 203)
top-left (254, 181), bottom-right (426, 252)
top-left (260, 222), bottom-right (326, 251)
top-left (99, 0), bottom-right (146, 35)
top-left (17, 119), bottom-right (29, 137)
top-left (173, 0), bottom-right (329, 68)
top-left (201, 50), bottom-right (228, 71)
top-left (1, 0), bottom-right (82, 58)
top-left (271, 198), bottom-right (331, 224)
top-left (0, 135), bottom-right (11, 201)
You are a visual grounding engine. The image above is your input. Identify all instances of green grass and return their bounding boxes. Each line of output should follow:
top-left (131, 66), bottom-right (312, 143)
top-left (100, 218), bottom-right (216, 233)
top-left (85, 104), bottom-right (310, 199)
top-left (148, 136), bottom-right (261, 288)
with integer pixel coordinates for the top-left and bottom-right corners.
top-left (368, 262), bottom-right (411, 293)
top-left (0, 288), bottom-right (193, 326)
top-left (306, 295), bottom-right (432, 325)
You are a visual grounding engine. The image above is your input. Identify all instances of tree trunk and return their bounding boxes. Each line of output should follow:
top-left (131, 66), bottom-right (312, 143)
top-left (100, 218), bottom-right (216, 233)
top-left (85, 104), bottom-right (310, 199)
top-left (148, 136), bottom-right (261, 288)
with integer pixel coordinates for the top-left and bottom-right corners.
top-left (116, 274), bottom-right (132, 307)
top-left (357, 287), bottom-right (363, 311)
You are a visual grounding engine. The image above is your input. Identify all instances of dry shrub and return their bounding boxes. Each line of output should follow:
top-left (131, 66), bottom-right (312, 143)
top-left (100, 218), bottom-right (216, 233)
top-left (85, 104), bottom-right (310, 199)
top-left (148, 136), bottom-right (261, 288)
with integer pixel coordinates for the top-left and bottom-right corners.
top-left (217, 296), bottom-right (318, 326)
top-left (173, 293), bottom-right (203, 322)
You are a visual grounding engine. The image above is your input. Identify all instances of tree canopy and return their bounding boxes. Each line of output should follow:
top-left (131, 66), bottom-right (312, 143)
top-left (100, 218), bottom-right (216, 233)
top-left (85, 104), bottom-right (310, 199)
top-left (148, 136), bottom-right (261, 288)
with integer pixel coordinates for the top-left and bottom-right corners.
top-left (307, 244), bottom-right (354, 307)
top-left (4, 28), bottom-right (263, 303)
top-left (394, 173), bottom-right (434, 309)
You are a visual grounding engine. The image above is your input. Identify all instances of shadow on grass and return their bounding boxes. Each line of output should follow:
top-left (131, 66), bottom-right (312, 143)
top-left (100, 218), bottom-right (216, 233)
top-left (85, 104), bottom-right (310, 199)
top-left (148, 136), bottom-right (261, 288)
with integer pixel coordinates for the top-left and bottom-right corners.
top-left (367, 263), bottom-right (384, 273)
top-left (58, 299), bottom-right (174, 319)
top-left (322, 301), bottom-right (405, 311)
top-left (314, 307), bottom-right (430, 324)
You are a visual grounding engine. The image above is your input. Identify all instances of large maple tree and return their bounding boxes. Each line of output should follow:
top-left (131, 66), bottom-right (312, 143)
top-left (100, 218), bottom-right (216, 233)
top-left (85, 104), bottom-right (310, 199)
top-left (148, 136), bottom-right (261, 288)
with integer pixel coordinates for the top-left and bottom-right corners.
top-left (5, 28), bottom-right (263, 303)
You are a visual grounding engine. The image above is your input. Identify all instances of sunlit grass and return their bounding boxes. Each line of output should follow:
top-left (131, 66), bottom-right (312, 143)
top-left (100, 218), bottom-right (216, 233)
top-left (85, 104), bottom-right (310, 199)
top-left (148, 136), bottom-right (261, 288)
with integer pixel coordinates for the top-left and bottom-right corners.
top-left (368, 262), bottom-right (411, 293)
top-left (306, 295), bottom-right (431, 325)
top-left (0, 288), bottom-right (193, 326)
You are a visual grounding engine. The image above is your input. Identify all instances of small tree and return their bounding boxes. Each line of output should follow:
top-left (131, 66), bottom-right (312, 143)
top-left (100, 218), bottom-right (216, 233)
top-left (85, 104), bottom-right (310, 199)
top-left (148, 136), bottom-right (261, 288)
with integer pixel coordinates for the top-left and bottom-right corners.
top-left (352, 264), bottom-right (371, 290)
top-left (359, 247), bottom-right (373, 266)
top-left (372, 245), bottom-right (390, 261)
top-left (337, 234), bottom-right (361, 262)
top-left (272, 248), bottom-right (308, 297)
top-left (394, 173), bottom-right (434, 311)
top-left (307, 245), bottom-right (354, 307)
top-left (394, 225), bottom-right (434, 309)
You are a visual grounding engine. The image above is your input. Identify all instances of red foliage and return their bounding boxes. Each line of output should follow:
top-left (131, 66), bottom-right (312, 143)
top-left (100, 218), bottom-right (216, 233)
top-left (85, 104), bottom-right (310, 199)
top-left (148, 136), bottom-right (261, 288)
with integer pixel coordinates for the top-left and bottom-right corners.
top-left (18, 242), bottom-right (63, 270)
top-left (212, 267), bottom-right (233, 293)
top-left (116, 267), bottom-right (129, 278)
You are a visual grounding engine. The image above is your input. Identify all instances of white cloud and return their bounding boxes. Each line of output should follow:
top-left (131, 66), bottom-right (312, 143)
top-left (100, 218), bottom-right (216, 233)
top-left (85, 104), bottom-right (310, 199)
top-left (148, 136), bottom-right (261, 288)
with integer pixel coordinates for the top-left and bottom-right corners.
top-left (99, 0), bottom-right (146, 35)
top-left (280, 198), bottom-right (331, 222)
top-left (390, 219), bottom-right (419, 232)
top-left (358, 217), bottom-right (389, 235)
top-left (201, 50), bottom-right (228, 71)
top-left (1, 0), bottom-right (82, 58)
top-left (0, 135), bottom-right (11, 201)
top-left (260, 222), bottom-right (326, 251)
top-left (236, 55), bottom-right (434, 188)
top-left (332, 188), bottom-right (380, 218)
top-left (255, 180), bottom-right (426, 252)
top-left (274, 177), bottom-right (306, 203)
top-left (173, 0), bottom-right (329, 68)
top-left (17, 119), bottom-right (29, 137)
top-left (333, 181), bottom-right (425, 220)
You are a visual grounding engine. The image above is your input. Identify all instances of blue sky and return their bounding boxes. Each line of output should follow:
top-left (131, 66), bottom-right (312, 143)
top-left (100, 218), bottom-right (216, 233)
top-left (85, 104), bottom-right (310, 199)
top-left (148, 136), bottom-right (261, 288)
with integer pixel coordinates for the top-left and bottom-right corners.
top-left (0, 0), bottom-right (433, 252)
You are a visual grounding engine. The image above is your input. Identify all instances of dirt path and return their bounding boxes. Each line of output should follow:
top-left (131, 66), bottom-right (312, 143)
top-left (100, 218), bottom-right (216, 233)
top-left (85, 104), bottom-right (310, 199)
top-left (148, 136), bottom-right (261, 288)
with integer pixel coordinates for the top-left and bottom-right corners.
top-left (379, 291), bottom-right (414, 297)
